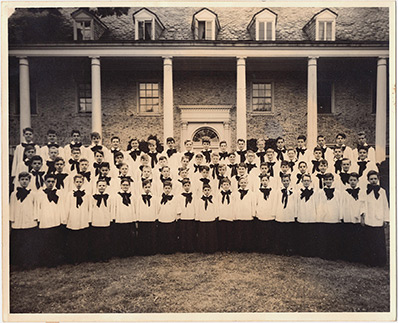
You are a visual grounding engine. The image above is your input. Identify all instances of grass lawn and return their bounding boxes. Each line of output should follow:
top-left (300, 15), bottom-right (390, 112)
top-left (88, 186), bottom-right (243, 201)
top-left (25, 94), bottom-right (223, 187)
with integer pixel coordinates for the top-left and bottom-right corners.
top-left (10, 252), bottom-right (390, 313)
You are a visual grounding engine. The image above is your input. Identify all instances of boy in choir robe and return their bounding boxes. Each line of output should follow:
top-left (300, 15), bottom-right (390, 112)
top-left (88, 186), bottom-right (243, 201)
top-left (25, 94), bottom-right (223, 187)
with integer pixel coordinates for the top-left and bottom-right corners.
top-left (13, 145), bottom-right (36, 181)
top-left (333, 146), bottom-right (345, 175)
top-left (276, 161), bottom-right (292, 189)
top-left (352, 131), bottom-right (376, 163)
top-left (265, 148), bottom-right (280, 178)
top-left (157, 181), bottom-right (179, 254)
top-left (40, 129), bottom-right (62, 161)
top-left (294, 161), bottom-right (308, 189)
top-left (201, 137), bottom-right (212, 164)
top-left (66, 147), bottom-right (81, 175)
top-left (236, 138), bottom-right (247, 163)
top-left (10, 172), bottom-right (39, 269)
top-left (317, 135), bottom-right (334, 163)
top-left (192, 153), bottom-right (204, 179)
top-left (209, 152), bottom-right (221, 180)
top-left (53, 157), bottom-right (71, 198)
top-left (195, 184), bottom-right (218, 253)
top-left (315, 172), bottom-right (342, 260)
top-left (127, 137), bottom-right (142, 166)
top-left (362, 170), bottom-right (389, 267)
top-left (255, 138), bottom-right (267, 165)
top-left (111, 151), bottom-right (125, 177)
top-left (295, 135), bottom-right (310, 164)
top-left (286, 147), bottom-right (299, 173)
top-left (335, 133), bottom-right (353, 161)
top-left (137, 153), bottom-right (151, 180)
top-left (111, 177), bottom-right (137, 258)
top-left (90, 179), bottom-right (112, 262)
top-left (275, 137), bottom-right (287, 162)
top-left (92, 150), bottom-right (105, 179)
top-left (98, 162), bottom-right (118, 194)
top-left (254, 163), bottom-right (276, 191)
top-left (227, 152), bottom-right (238, 179)
top-left (176, 167), bottom-right (189, 194)
top-left (341, 172), bottom-right (365, 263)
top-left (156, 166), bottom-right (176, 195)
top-left (109, 136), bottom-right (126, 160)
top-left (147, 139), bottom-right (160, 169)
top-left (296, 174), bottom-right (318, 258)
top-left (27, 155), bottom-right (45, 192)
top-left (245, 150), bottom-right (259, 178)
top-left (35, 174), bottom-right (66, 267)
top-left (176, 178), bottom-right (196, 253)
top-left (78, 158), bottom-right (93, 195)
top-left (117, 163), bottom-right (135, 192)
top-left (233, 176), bottom-right (256, 252)
top-left (44, 145), bottom-right (60, 175)
top-left (87, 132), bottom-right (111, 164)
top-left (275, 174), bottom-right (297, 256)
top-left (216, 164), bottom-right (229, 190)
top-left (63, 130), bottom-right (85, 162)
top-left (136, 179), bottom-right (158, 255)
top-left (182, 139), bottom-right (195, 163)
top-left (232, 163), bottom-right (247, 190)
top-left (313, 160), bottom-right (328, 192)
top-left (335, 158), bottom-right (352, 191)
top-left (218, 141), bottom-right (229, 162)
top-left (165, 137), bottom-right (179, 169)
top-left (254, 174), bottom-right (278, 254)
top-left (139, 165), bottom-right (155, 194)
top-left (355, 146), bottom-right (378, 188)
top-left (65, 174), bottom-right (90, 264)
top-left (195, 165), bottom-right (214, 195)
top-left (310, 147), bottom-right (324, 174)
top-left (217, 178), bottom-right (235, 252)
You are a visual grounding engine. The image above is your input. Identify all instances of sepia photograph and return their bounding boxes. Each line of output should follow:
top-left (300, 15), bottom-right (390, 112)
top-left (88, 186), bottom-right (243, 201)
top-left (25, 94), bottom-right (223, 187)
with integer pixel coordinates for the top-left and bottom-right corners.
top-left (2, 0), bottom-right (395, 320)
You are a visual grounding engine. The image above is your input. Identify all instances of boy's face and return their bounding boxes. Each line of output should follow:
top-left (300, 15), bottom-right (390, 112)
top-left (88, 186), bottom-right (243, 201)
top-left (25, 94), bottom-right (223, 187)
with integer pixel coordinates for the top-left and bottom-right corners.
top-left (161, 168), bottom-right (171, 178)
top-left (348, 177), bottom-right (358, 188)
top-left (72, 132), bottom-right (81, 142)
top-left (276, 139), bottom-right (284, 149)
top-left (287, 150), bottom-right (295, 160)
top-left (203, 142), bottom-right (210, 149)
top-left (247, 154), bottom-right (255, 162)
top-left (358, 150), bottom-right (368, 160)
top-left (220, 142), bottom-right (227, 152)
top-left (334, 149), bottom-right (343, 159)
top-left (183, 182), bottom-right (191, 192)
top-left (159, 159), bottom-right (167, 167)
top-left (49, 147), bottom-right (59, 160)
top-left (211, 155), bottom-right (220, 164)
top-left (180, 169), bottom-right (188, 178)
top-left (131, 140), bottom-right (139, 149)
top-left (297, 139), bottom-right (305, 147)
top-left (221, 181), bottom-right (231, 191)
top-left (47, 133), bottom-right (57, 143)
top-left (324, 177), bottom-right (333, 187)
top-left (97, 182), bottom-right (107, 193)
top-left (25, 149), bottom-right (35, 159)
top-left (239, 178), bottom-right (248, 189)
top-left (314, 150), bottom-right (322, 160)
top-left (317, 137), bottom-right (326, 147)
top-left (19, 176), bottom-right (30, 188)
top-left (237, 141), bottom-right (245, 150)
top-left (148, 143), bottom-right (156, 152)
top-left (80, 161), bottom-right (89, 172)
top-left (100, 167), bottom-right (110, 177)
top-left (228, 154), bottom-right (236, 164)
top-left (201, 169), bottom-right (209, 178)
top-left (238, 166), bottom-right (246, 176)
top-left (163, 185), bottom-right (172, 195)
top-left (181, 158), bottom-right (189, 168)
top-left (298, 163), bottom-right (307, 173)
top-left (71, 150), bottom-right (81, 160)
top-left (185, 141), bottom-right (193, 151)
top-left (74, 177), bottom-right (84, 189)
top-left (302, 177), bottom-right (311, 188)
top-left (111, 138), bottom-right (120, 149)
top-left (94, 153), bottom-right (104, 163)
top-left (31, 160), bottom-right (43, 171)
top-left (142, 169), bottom-right (151, 178)
top-left (143, 183), bottom-right (151, 194)
top-left (342, 160), bottom-right (351, 172)
top-left (260, 165), bottom-right (269, 174)
top-left (258, 141), bottom-right (265, 150)
top-left (266, 151), bottom-right (274, 160)
top-left (45, 178), bottom-right (55, 190)
top-left (195, 155), bottom-right (203, 165)
top-left (219, 166), bottom-right (226, 175)
top-left (203, 187), bottom-right (211, 196)
top-left (55, 160), bottom-right (65, 172)
top-left (121, 181), bottom-right (130, 192)
top-left (92, 136), bottom-right (101, 145)
top-left (358, 134), bottom-right (366, 145)
top-left (167, 140), bottom-right (175, 149)
top-left (115, 155), bottom-right (124, 165)
top-left (282, 177), bottom-right (290, 188)
top-left (120, 165), bottom-right (129, 175)
top-left (281, 164), bottom-right (289, 173)
top-left (336, 135), bottom-right (345, 145)
top-left (141, 157), bottom-right (149, 165)
top-left (319, 163), bottom-right (327, 173)
top-left (23, 131), bottom-right (33, 142)
top-left (368, 174), bottom-right (379, 185)
top-left (260, 176), bottom-right (269, 187)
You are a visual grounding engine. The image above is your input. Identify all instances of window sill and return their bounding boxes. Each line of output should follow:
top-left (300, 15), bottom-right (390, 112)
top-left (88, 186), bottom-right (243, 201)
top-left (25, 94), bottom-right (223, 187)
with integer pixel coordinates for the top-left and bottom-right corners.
top-left (136, 113), bottom-right (162, 117)
top-left (251, 111), bottom-right (274, 116)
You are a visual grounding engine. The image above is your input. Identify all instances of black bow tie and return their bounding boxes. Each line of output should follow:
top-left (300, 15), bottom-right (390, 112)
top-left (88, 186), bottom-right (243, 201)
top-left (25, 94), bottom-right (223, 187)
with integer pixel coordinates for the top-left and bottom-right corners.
top-left (70, 142), bottom-right (82, 149)
top-left (221, 190), bottom-right (232, 204)
top-left (142, 194), bottom-right (152, 206)
top-left (334, 159), bottom-right (343, 174)
top-left (238, 188), bottom-right (248, 200)
top-left (200, 178), bottom-right (210, 186)
top-left (46, 160), bottom-right (56, 174)
top-left (93, 193), bottom-right (109, 207)
top-left (129, 149), bottom-right (141, 161)
top-left (316, 173), bottom-right (326, 189)
top-left (266, 162), bottom-right (275, 177)
top-left (21, 142), bottom-right (35, 148)
top-left (202, 150), bottom-right (212, 163)
top-left (167, 148), bottom-right (177, 158)
top-left (296, 147), bottom-right (306, 158)
top-left (210, 164), bottom-right (219, 179)
top-left (119, 175), bottom-right (133, 183)
top-left (73, 190), bottom-right (86, 208)
top-left (93, 162), bottom-right (103, 176)
top-left (160, 175), bottom-right (172, 183)
top-left (31, 170), bottom-right (45, 189)
top-left (256, 151), bottom-right (266, 164)
top-left (184, 151), bottom-right (194, 161)
top-left (300, 188), bottom-right (314, 202)
top-left (281, 188), bottom-right (291, 209)
top-left (228, 164), bottom-right (238, 177)
top-left (246, 163), bottom-right (257, 174)
top-left (288, 161), bottom-right (296, 172)
top-left (111, 148), bottom-right (120, 154)
top-left (276, 149), bottom-right (286, 161)
top-left (324, 187), bottom-right (335, 200)
top-left (311, 160), bottom-right (321, 173)
top-left (16, 187), bottom-right (31, 202)
top-left (118, 192), bottom-right (132, 206)
top-left (161, 193), bottom-right (173, 205)
top-left (99, 176), bottom-right (111, 186)
top-left (237, 150), bottom-right (247, 163)
top-left (44, 188), bottom-right (59, 204)
top-left (194, 164), bottom-right (201, 173)
top-left (346, 187), bottom-right (360, 200)
top-left (69, 159), bottom-right (80, 172)
top-left (91, 145), bottom-right (102, 153)
top-left (181, 192), bottom-right (193, 207)
top-left (367, 184), bottom-right (381, 199)
top-left (217, 175), bottom-right (227, 189)
top-left (219, 152), bottom-right (229, 160)
top-left (357, 161), bottom-right (369, 177)
top-left (260, 187), bottom-right (271, 200)
top-left (54, 173), bottom-right (68, 190)
top-left (47, 143), bottom-right (59, 148)
top-left (296, 173), bottom-right (303, 184)
top-left (319, 146), bottom-right (327, 159)
top-left (340, 172), bottom-right (350, 185)
top-left (201, 195), bottom-right (213, 210)
top-left (79, 171), bottom-right (91, 182)
top-left (148, 152), bottom-right (158, 168)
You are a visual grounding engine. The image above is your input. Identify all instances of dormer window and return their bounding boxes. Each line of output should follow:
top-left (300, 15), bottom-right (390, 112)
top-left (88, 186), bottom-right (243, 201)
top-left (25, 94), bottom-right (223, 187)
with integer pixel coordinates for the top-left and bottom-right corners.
top-left (133, 8), bottom-right (165, 41)
top-left (71, 9), bottom-right (107, 41)
top-left (192, 8), bottom-right (220, 40)
top-left (303, 8), bottom-right (337, 41)
top-left (248, 8), bottom-right (277, 41)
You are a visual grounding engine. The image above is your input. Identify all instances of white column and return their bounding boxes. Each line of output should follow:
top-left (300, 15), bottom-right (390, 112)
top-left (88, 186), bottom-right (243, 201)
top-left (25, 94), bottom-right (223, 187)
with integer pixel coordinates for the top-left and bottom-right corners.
top-left (18, 57), bottom-right (31, 141)
top-left (163, 56), bottom-right (174, 145)
top-left (181, 122), bottom-right (188, 151)
top-left (307, 56), bottom-right (318, 150)
top-left (90, 56), bottom-right (102, 135)
top-left (236, 56), bottom-right (247, 141)
top-left (223, 122), bottom-right (231, 145)
top-left (375, 57), bottom-right (388, 163)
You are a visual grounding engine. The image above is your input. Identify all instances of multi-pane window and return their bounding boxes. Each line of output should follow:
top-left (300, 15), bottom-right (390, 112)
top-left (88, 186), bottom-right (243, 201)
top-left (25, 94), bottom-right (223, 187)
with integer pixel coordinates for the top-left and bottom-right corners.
top-left (76, 20), bottom-right (92, 40)
top-left (258, 21), bottom-right (273, 40)
top-left (252, 83), bottom-right (272, 112)
top-left (318, 21), bottom-right (333, 41)
top-left (138, 20), bottom-right (152, 40)
top-left (77, 82), bottom-right (92, 113)
top-left (197, 21), bottom-right (212, 40)
top-left (317, 81), bottom-right (333, 114)
top-left (139, 83), bottom-right (159, 113)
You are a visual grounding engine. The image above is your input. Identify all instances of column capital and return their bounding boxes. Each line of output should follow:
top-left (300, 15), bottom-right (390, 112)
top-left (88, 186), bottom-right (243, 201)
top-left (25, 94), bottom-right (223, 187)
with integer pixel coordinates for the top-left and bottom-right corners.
top-left (237, 56), bottom-right (247, 63)
top-left (17, 57), bottom-right (29, 65)
top-left (377, 56), bottom-right (388, 65)
top-left (89, 56), bottom-right (100, 59)
top-left (162, 56), bottom-right (173, 60)
top-left (308, 56), bottom-right (319, 60)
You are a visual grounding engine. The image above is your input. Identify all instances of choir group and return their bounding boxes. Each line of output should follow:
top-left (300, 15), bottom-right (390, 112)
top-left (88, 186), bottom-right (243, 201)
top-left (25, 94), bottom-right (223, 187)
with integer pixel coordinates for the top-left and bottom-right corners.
top-left (10, 128), bottom-right (389, 269)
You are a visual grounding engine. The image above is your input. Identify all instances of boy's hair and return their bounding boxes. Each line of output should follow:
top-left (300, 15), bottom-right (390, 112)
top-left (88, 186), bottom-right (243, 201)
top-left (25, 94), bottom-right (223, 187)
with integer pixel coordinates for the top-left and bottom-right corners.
top-left (23, 145), bottom-right (35, 153)
top-left (23, 127), bottom-right (34, 134)
top-left (317, 135), bottom-right (325, 140)
top-left (166, 137), bottom-right (175, 143)
top-left (140, 154), bottom-right (149, 161)
top-left (280, 160), bottom-right (289, 167)
top-left (276, 136), bottom-right (284, 142)
top-left (238, 175), bottom-right (248, 183)
top-left (120, 177), bottom-right (131, 185)
top-left (358, 131), bottom-right (366, 136)
top-left (73, 174), bottom-right (84, 182)
top-left (237, 138), bottom-right (245, 143)
top-left (94, 150), bottom-right (105, 157)
top-left (319, 159), bottom-right (328, 166)
top-left (181, 155), bottom-right (190, 162)
top-left (286, 147), bottom-right (295, 152)
top-left (184, 139), bottom-right (192, 145)
top-left (219, 140), bottom-right (227, 146)
top-left (220, 177), bottom-right (231, 185)
top-left (281, 173), bottom-right (291, 180)
top-left (302, 173), bottom-right (311, 181)
top-left (79, 158), bottom-right (89, 163)
top-left (142, 165), bottom-right (151, 171)
top-left (357, 145), bottom-right (369, 152)
top-left (342, 157), bottom-right (351, 163)
top-left (333, 145), bottom-right (343, 151)
top-left (259, 173), bottom-right (270, 179)
top-left (298, 161), bottom-right (307, 167)
top-left (313, 147), bottom-right (322, 153)
top-left (100, 162), bottom-right (110, 170)
top-left (202, 137), bottom-right (210, 144)
top-left (218, 163), bottom-right (226, 169)
top-left (257, 138), bottom-right (266, 144)
top-left (178, 167), bottom-right (188, 175)
top-left (163, 180), bottom-right (172, 188)
top-left (297, 135), bottom-right (307, 141)
top-left (31, 155), bottom-right (43, 163)
top-left (266, 147), bottom-right (274, 153)
top-left (47, 129), bottom-right (56, 135)
top-left (71, 129), bottom-right (81, 136)
top-left (114, 151), bottom-right (124, 159)
top-left (349, 172), bottom-right (360, 179)
top-left (142, 179), bottom-right (152, 187)
top-left (18, 171), bottom-right (31, 180)
top-left (211, 152), bottom-right (219, 157)
top-left (246, 150), bottom-right (255, 155)
top-left (202, 183), bottom-right (211, 190)
top-left (161, 166), bottom-right (170, 172)
top-left (200, 165), bottom-right (210, 172)
top-left (238, 162), bottom-right (247, 169)
top-left (54, 157), bottom-right (65, 164)
top-left (182, 178), bottom-right (191, 185)
top-left (111, 136), bottom-right (120, 142)
top-left (118, 162), bottom-right (128, 168)
top-left (228, 151), bottom-right (236, 157)
top-left (260, 162), bottom-right (269, 168)
top-left (195, 153), bottom-right (204, 158)
top-left (147, 139), bottom-right (156, 146)
top-left (159, 156), bottom-right (167, 161)
top-left (367, 170), bottom-right (379, 179)
top-left (336, 133), bottom-right (346, 139)
top-left (90, 132), bottom-right (101, 139)
top-left (96, 178), bottom-right (107, 185)
top-left (71, 147), bottom-right (81, 153)
top-left (324, 172), bottom-right (334, 180)
top-left (45, 173), bottom-right (56, 181)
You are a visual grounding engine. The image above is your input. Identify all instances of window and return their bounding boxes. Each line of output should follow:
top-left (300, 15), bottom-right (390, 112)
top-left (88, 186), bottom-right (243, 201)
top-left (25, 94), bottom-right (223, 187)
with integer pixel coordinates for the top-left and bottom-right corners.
top-left (138, 20), bottom-right (152, 40)
top-left (133, 8), bottom-right (165, 41)
top-left (76, 20), bottom-right (92, 40)
top-left (248, 9), bottom-right (277, 41)
top-left (71, 9), bottom-right (107, 41)
top-left (318, 21), bottom-right (333, 41)
top-left (252, 83), bottom-right (273, 112)
top-left (258, 21), bottom-right (273, 40)
top-left (77, 82), bottom-right (92, 113)
top-left (317, 81), bottom-right (333, 114)
top-left (139, 83), bottom-right (160, 113)
top-left (197, 21), bottom-right (213, 40)
top-left (192, 8), bottom-right (219, 41)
